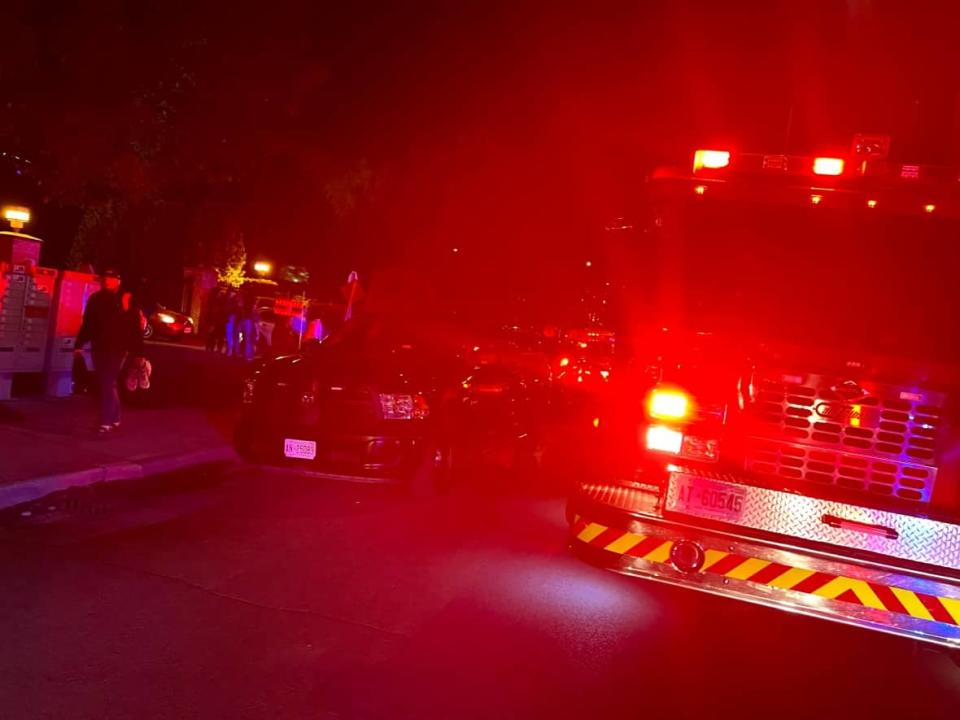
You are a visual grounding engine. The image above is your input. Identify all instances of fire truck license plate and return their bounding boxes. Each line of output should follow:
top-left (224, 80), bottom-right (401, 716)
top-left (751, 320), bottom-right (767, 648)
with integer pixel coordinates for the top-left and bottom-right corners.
top-left (284, 438), bottom-right (317, 460)
top-left (670, 475), bottom-right (746, 522)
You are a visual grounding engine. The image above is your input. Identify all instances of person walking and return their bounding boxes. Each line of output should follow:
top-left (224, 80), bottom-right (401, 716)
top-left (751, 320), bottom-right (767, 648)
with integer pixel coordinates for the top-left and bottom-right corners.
top-left (75, 269), bottom-right (140, 433)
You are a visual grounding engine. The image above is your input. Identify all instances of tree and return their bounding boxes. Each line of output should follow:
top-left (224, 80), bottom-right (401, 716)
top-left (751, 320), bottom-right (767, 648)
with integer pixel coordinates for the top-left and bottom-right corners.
top-left (212, 230), bottom-right (248, 289)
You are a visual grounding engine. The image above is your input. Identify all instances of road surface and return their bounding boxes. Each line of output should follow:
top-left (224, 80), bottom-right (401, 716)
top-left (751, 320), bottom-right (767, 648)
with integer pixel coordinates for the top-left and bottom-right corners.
top-left (0, 466), bottom-right (957, 719)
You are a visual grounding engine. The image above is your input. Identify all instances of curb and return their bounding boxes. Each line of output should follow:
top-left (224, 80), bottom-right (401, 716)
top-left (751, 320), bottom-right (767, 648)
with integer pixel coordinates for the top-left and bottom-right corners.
top-left (0, 446), bottom-right (238, 512)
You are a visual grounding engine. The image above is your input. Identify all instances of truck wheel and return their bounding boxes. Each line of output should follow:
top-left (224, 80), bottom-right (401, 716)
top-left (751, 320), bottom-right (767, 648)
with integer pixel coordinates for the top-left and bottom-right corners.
top-left (409, 444), bottom-right (454, 497)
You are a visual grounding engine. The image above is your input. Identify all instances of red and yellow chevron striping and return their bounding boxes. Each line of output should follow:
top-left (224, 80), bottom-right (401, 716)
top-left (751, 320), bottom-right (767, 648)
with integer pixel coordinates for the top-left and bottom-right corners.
top-left (572, 518), bottom-right (960, 627)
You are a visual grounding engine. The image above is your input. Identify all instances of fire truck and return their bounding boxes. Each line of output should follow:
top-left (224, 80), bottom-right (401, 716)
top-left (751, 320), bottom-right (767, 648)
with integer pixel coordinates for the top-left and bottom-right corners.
top-left (568, 137), bottom-right (960, 648)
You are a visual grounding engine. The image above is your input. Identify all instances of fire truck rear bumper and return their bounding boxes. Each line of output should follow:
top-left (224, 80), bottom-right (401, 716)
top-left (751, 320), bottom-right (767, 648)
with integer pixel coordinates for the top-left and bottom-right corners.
top-left (568, 485), bottom-right (960, 648)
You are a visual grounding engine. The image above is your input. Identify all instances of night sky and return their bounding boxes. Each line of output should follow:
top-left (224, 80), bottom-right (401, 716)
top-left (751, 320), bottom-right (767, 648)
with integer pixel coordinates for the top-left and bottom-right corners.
top-left (1, 1), bottom-right (958, 303)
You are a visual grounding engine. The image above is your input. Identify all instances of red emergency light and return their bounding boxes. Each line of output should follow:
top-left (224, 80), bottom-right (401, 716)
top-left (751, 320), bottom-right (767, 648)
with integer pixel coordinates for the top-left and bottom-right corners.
top-left (813, 157), bottom-right (844, 176)
top-left (693, 149), bottom-right (730, 172)
top-left (648, 388), bottom-right (691, 421)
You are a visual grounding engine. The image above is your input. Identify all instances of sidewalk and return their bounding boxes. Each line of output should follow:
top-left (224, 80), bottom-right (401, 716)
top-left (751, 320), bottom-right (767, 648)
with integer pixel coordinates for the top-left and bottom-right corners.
top-left (0, 394), bottom-right (238, 510)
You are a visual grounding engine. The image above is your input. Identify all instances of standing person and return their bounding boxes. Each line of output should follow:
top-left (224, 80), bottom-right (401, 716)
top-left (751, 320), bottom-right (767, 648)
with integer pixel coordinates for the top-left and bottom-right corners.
top-left (239, 293), bottom-right (258, 361)
top-left (224, 289), bottom-right (241, 357)
top-left (305, 307), bottom-right (325, 346)
top-left (75, 269), bottom-right (139, 433)
top-left (204, 287), bottom-right (227, 353)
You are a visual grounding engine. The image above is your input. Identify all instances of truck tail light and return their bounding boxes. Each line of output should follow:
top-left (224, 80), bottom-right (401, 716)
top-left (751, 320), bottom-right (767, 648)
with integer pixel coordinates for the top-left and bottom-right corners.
top-left (646, 425), bottom-right (683, 454)
top-left (648, 388), bottom-right (691, 421)
top-left (813, 157), bottom-right (844, 176)
top-left (693, 149), bottom-right (730, 172)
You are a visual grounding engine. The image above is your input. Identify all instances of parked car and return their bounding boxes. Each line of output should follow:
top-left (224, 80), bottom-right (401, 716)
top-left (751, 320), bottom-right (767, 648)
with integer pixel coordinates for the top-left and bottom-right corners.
top-left (235, 312), bottom-right (547, 493)
top-left (143, 305), bottom-right (195, 341)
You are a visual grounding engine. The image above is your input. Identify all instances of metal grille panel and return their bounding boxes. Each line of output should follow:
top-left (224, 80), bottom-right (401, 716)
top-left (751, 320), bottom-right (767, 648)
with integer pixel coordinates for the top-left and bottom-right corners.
top-left (745, 371), bottom-right (946, 503)
top-left (745, 438), bottom-right (936, 503)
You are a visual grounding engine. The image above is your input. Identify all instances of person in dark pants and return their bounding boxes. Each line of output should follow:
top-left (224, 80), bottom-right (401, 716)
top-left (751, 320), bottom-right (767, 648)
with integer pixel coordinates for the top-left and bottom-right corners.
top-left (204, 287), bottom-right (227, 353)
top-left (239, 293), bottom-right (259, 361)
top-left (75, 270), bottom-right (142, 433)
top-left (223, 289), bottom-right (241, 357)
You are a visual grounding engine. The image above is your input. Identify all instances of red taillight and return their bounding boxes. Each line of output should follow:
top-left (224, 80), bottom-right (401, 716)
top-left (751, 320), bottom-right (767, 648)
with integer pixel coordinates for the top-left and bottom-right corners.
top-left (693, 149), bottom-right (730, 172)
top-left (813, 157), bottom-right (844, 176)
top-left (646, 425), bottom-right (683, 454)
top-left (648, 388), bottom-right (691, 421)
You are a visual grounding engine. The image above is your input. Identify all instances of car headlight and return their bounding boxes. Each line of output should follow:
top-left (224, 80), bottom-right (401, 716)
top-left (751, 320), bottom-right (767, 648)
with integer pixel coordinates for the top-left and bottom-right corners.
top-left (158, 313), bottom-right (176, 324)
top-left (379, 393), bottom-right (429, 420)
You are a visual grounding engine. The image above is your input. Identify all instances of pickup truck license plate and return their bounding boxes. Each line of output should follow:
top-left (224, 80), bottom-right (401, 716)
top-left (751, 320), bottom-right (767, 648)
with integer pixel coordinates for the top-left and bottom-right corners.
top-left (670, 475), bottom-right (747, 523)
top-left (284, 438), bottom-right (317, 460)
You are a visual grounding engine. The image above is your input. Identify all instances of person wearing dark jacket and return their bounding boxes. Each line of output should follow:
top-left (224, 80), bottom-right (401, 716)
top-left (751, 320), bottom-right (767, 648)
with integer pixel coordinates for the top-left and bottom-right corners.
top-left (75, 270), bottom-right (141, 432)
top-left (223, 289), bottom-right (241, 357)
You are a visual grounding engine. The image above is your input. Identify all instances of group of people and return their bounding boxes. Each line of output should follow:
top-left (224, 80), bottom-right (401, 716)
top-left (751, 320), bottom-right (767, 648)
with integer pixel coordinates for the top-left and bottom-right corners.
top-left (74, 269), bottom-right (149, 434)
top-left (203, 287), bottom-right (260, 361)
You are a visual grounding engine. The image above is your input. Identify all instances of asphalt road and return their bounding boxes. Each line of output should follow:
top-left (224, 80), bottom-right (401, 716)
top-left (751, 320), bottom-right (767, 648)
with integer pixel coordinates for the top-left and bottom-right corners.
top-left (0, 466), bottom-right (957, 720)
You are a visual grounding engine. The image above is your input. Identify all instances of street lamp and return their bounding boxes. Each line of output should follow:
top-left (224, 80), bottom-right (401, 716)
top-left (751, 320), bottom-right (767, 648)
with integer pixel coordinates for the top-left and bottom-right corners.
top-left (2, 206), bottom-right (30, 231)
top-left (253, 260), bottom-right (273, 277)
